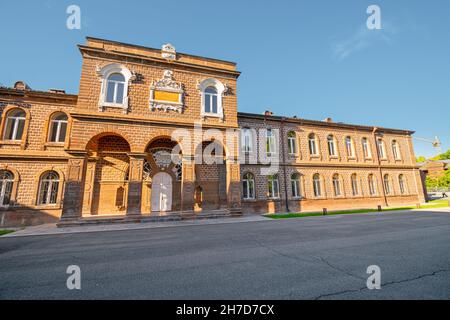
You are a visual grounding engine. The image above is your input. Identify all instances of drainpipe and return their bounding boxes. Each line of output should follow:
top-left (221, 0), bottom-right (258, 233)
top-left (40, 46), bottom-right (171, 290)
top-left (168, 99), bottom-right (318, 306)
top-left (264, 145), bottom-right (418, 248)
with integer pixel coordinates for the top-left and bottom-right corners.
top-left (280, 117), bottom-right (290, 213)
top-left (373, 127), bottom-right (388, 207)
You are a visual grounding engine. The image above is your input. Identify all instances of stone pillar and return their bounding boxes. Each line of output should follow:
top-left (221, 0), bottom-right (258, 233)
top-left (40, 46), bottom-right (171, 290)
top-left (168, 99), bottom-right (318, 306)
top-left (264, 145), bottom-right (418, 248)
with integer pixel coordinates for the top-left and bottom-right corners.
top-left (181, 155), bottom-right (195, 212)
top-left (126, 153), bottom-right (145, 216)
top-left (226, 157), bottom-right (242, 215)
top-left (61, 152), bottom-right (87, 221)
top-left (82, 157), bottom-right (98, 215)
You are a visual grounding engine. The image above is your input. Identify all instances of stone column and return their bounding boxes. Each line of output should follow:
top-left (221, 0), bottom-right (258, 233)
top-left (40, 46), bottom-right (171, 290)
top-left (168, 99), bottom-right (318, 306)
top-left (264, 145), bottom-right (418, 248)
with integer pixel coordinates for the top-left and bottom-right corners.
top-left (82, 157), bottom-right (98, 215)
top-left (61, 151), bottom-right (87, 221)
top-left (181, 155), bottom-right (195, 212)
top-left (226, 156), bottom-right (242, 215)
top-left (126, 153), bottom-right (146, 216)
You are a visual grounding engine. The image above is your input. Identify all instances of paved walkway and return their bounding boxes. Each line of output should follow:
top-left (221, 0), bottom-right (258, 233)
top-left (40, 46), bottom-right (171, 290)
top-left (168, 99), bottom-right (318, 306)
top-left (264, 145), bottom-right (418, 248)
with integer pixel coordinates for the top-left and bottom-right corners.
top-left (1, 215), bottom-right (271, 238)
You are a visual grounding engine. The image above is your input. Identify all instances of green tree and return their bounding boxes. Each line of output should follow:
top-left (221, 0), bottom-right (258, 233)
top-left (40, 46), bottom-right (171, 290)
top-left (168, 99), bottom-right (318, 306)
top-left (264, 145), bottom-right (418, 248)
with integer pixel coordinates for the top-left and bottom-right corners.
top-left (416, 156), bottom-right (427, 163)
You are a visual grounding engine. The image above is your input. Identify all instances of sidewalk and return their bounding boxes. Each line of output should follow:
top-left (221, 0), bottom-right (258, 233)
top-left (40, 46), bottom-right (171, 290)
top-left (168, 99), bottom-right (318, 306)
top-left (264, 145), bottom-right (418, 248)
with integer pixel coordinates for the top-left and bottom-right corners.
top-left (1, 215), bottom-right (271, 238)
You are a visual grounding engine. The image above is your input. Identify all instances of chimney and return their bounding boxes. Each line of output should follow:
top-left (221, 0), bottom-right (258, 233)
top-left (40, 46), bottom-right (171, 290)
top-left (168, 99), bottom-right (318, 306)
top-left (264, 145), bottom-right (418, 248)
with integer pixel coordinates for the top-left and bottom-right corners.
top-left (48, 89), bottom-right (66, 94)
top-left (14, 81), bottom-right (30, 91)
top-left (264, 110), bottom-right (273, 116)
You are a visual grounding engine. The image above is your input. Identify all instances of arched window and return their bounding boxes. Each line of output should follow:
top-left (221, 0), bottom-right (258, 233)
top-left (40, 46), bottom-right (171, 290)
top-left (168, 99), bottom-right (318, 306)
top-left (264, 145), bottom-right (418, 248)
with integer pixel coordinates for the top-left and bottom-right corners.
top-left (199, 78), bottom-right (225, 119)
top-left (291, 173), bottom-right (301, 198)
top-left (362, 138), bottom-right (371, 158)
top-left (241, 128), bottom-right (253, 154)
top-left (268, 174), bottom-right (280, 198)
top-left (287, 131), bottom-right (297, 155)
top-left (308, 133), bottom-right (318, 155)
top-left (48, 113), bottom-right (68, 143)
top-left (399, 174), bottom-right (407, 194)
top-left (243, 172), bottom-right (255, 200)
top-left (351, 173), bottom-right (359, 196)
top-left (204, 87), bottom-right (218, 114)
top-left (368, 174), bottom-right (377, 195)
top-left (345, 136), bottom-right (355, 157)
top-left (266, 129), bottom-right (276, 156)
top-left (327, 135), bottom-right (337, 156)
top-left (384, 174), bottom-right (391, 195)
top-left (313, 173), bottom-right (321, 197)
top-left (0, 170), bottom-right (14, 207)
top-left (332, 174), bottom-right (341, 196)
top-left (97, 64), bottom-right (132, 111)
top-left (3, 109), bottom-right (26, 141)
top-left (392, 140), bottom-right (401, 160)
top-left (38, 171), bottom-right (60, 205)
top-left (377, 139), bottom-right (386, 159)
top-left (106, 73), bottom-right (126, 104)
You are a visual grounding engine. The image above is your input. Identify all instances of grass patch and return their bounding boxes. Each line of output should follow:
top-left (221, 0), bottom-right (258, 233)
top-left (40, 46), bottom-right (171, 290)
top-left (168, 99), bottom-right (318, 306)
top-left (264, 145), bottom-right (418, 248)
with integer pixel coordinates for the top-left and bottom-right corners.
top-left (0, 230), bottom-right (15, 236)
top-left (267, 201), bottom-right (449, 219)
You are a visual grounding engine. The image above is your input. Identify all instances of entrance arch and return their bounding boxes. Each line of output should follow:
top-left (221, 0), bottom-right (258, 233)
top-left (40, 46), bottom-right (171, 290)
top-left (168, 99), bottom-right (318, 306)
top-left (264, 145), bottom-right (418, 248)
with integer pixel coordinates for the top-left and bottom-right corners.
top-left (151, 172), bottom-right (173, 212)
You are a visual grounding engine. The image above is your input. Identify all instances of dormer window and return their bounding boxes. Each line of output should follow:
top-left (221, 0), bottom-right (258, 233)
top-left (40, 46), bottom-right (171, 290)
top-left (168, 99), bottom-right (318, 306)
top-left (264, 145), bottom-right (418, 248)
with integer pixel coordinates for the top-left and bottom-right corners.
top-left (97, 63), bottom-right (133, 113)
top-left (198, 78), bottom-right (226, 120)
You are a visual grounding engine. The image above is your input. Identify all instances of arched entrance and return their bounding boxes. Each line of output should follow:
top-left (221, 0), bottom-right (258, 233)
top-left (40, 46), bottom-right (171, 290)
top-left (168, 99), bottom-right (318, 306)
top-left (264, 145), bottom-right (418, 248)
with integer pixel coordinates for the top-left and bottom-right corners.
top-left (194, 140), bottom-right (227, 211)
top-left (151, 172), bottom-right (173, 212)
top-left (84, 134), bottom-right (131, 215)
top-left (142, 137), bottom-right (182, 214)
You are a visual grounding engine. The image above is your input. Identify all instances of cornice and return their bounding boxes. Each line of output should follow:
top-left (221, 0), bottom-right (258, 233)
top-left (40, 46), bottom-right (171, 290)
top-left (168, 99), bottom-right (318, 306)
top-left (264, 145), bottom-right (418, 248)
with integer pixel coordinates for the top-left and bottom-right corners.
top-left (78, 45), bottom-right (241, 79)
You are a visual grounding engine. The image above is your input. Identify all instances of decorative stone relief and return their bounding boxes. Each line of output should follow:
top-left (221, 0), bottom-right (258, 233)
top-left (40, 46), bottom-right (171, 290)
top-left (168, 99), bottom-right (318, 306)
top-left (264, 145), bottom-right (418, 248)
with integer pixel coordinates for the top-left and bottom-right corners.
top-left (161, 43), bottom-right (176, 60)
top-left (149, 70), bottom-right (185, 113)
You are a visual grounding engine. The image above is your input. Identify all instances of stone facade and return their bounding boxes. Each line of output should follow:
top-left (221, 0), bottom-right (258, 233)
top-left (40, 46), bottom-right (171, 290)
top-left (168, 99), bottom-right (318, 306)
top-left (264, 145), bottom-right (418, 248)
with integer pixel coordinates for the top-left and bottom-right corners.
top-left (0, 37), bottom-right (425, 227)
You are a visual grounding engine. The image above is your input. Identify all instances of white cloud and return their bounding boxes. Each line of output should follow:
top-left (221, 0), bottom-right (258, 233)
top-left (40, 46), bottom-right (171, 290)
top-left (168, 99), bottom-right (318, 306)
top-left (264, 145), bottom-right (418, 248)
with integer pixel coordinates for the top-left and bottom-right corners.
top-left (332, 22), bottom-right (397, 60)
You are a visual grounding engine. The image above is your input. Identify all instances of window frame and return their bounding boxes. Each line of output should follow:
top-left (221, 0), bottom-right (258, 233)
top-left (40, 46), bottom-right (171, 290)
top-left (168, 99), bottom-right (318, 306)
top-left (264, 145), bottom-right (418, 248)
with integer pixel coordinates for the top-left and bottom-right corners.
top-left (268, 174), bottom-right (280, 199)
top-left (345, 136), bottom-right (355, 158)
top-left (0, 170), bottom-right (14, 208)
top-left (287, 131), bottom-right (297, 155)
top-left (241, 128), bottom-right (253, 154)
top-left (362, 137), bottom-right (372, 158)
top-left (308, 133), bottom-right (318, 156)
top-left (399, 174), bottom-right (407, 194)
top-left (313, 174), bottom-right (322, 197)
top-left (291, 173), bottom-right (301, 198)
top-left (199, 78), bottom-right (226, 120)
top-left (266, 129), bottom-right (277, 156)
top-left (392, 140), bottom-right (401, 160)
top-left (384, 174), bottom-right (391, 195)
top-left (242, 172), bottom-right (255, 200)
top-left (48, 113), bottom-right (68, 143)
top-left (377, 139), bottom-right (386, 159)
top-left (3, 109), bottom-right (26, 141)
top-left (332, 174), bottom-right (342, 197)
top-left (351, 173), bottom-right (359, 196)
top-left (368, 174), bottom-right (377, 196)
top-left (327, 135), bottom-right (337, 157)
top-left (97, 63), bottom-right (133, 113)
top-left (37, 171), bottom-right (61, 206)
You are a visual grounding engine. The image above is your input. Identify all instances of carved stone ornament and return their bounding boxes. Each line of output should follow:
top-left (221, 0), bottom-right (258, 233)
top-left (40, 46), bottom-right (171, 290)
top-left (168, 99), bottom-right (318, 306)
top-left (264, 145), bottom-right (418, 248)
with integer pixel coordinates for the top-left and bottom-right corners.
top-left (149, 69), bottom-right (185, 113)
top-left (161, 43), bottom-right (176, 60)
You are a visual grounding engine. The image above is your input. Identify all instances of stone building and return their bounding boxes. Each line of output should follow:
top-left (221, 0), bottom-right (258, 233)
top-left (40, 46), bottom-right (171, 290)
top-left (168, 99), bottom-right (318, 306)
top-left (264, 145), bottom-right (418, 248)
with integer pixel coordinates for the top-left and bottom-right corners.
top-left (0, 37), bottom-right (425, 227)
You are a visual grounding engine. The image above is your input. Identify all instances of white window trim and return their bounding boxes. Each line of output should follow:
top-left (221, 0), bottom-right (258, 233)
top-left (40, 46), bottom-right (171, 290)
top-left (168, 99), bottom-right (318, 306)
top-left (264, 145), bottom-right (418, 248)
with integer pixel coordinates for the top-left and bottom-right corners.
top-left (198, 78), bottom-right (226, 121)
top-left (333, 176), bottom-right (341, 196)
top-left (288, 134), bottom-right (297, 155)
top-left (38, 173), bottom-right (60, 206)
top-left (0, 171), bottom-right (14, 207)
top-left (291, 175), bottom-right (301, 198)
top-left (328, 136), bottom-right (337, 156)
top-left (97, 64), bottom-right (133, 114)
top-left (362, 138), bottom-right (372, 158)
top-left (268, 176), bottom-right (280, 199)
top-left (266, 129), bottom-right (277, 156)
top-left (241, 128), bottom-right (254, 154)
top-left (4, 114), bottom-right (25, 141)
top-left (243, 174), bottom-right (255, 200)
top-left (49, 116), bottom-right (68, 143)
top-left (346, 137), bottom-right (355, 157)
top-left (309, 135), bottom-right (318, 155)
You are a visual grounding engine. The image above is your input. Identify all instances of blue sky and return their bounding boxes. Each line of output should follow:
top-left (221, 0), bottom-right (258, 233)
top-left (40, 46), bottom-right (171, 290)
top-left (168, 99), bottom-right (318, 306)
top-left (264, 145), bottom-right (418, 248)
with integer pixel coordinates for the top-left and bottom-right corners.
top-left (1, 0), bottom-right (448, 157)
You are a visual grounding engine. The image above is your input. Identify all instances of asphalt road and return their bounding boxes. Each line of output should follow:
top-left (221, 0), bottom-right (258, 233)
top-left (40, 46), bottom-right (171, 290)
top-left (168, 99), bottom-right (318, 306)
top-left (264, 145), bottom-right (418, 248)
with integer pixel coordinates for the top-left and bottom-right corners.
top-left (1, 210), bottom-right (450, 299)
